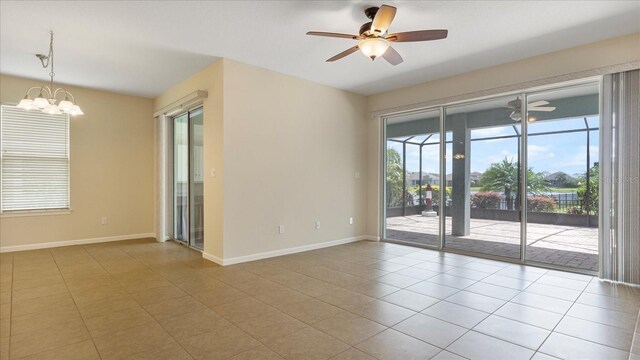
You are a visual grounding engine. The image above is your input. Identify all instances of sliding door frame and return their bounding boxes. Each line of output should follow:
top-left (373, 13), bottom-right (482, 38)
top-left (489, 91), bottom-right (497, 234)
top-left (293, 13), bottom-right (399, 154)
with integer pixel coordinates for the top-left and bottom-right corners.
top-left (171, 105), bottom-right (204, 251)
top-left (381, 77), bottom-right (602, 275)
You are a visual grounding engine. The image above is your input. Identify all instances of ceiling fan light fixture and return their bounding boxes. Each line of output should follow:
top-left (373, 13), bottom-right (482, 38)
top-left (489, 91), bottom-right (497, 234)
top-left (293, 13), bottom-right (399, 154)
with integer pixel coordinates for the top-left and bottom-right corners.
top-left (358, 37), bottom-right (389, 60)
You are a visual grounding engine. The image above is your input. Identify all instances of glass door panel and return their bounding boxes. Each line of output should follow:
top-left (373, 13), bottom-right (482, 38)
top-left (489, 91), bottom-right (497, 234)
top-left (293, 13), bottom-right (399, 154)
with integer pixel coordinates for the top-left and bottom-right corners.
top-left (384, 109), bottom-right (442, 248)
top-left (525, 83), bottom-right (600, 271)
top-left (189, 108), bottom-right (204, 250)
top-left (173, 114), bottom-right (189, 244)
top-left (443, 96), bottom-right (522, 259)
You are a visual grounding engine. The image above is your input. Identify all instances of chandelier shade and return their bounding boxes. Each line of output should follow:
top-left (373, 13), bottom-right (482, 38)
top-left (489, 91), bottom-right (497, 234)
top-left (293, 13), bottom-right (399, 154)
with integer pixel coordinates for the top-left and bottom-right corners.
top-left (16, 31), bottom-right (83, 116)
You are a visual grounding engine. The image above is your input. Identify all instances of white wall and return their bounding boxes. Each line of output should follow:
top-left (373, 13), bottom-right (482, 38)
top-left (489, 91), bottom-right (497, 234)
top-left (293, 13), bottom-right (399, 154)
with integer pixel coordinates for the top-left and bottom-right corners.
top-left (0, 75), bottom-right (155, 250)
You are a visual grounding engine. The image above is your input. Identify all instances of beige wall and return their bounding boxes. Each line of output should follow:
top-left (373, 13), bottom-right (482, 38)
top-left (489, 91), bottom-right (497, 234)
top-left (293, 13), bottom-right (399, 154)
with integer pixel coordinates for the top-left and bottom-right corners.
top-left (365, 32), bottom-right (640, 236)
top-left (222, 60), bottom-right (367, 259)
top-left (155, 59), bottom-right (368, 260)
top-left (0, 75), bottom-right (155, 248)
top-left (154, 60), bottom-right (225, 258)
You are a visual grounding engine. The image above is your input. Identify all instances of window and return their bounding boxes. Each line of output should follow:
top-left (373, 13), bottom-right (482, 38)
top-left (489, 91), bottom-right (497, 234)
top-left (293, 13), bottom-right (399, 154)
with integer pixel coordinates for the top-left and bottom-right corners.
top-left (1, 105), bottom-right (70, 212)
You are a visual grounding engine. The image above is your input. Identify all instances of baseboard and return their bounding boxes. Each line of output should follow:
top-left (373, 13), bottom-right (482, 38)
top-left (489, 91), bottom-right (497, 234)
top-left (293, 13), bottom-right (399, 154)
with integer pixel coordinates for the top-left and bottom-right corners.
top-left (364, 235), bottom-right (380, 241)
top-left (0, 233), bottom-right (157, 253)
top-left (202, 235), bottom-right (371, 266)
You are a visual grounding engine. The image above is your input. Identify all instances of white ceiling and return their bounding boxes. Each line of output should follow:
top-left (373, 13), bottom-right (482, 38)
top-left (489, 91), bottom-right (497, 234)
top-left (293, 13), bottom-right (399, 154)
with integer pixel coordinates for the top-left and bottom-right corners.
top-left (1, 1), bottom-right (638, 98)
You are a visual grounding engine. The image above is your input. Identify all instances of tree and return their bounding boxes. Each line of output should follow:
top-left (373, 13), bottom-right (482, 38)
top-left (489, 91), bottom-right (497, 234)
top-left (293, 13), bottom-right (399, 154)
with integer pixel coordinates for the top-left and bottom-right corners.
top-left (577, 162), bottom-right (599, 214)
top-left (386, 148), bottom-right (403, 207)
top-left (479, 158), bottom-right (549, 210)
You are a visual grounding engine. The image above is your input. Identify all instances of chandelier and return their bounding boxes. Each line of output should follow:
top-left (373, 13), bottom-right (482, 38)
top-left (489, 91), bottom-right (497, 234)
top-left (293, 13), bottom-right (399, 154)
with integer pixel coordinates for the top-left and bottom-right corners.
top-left (16, 31), bottom-right (83, 116)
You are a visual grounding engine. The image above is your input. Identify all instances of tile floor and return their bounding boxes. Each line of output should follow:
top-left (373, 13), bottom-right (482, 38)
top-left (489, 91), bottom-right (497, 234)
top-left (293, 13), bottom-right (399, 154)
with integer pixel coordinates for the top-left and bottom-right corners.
top-left (0, 238), bottom-right (639, 360)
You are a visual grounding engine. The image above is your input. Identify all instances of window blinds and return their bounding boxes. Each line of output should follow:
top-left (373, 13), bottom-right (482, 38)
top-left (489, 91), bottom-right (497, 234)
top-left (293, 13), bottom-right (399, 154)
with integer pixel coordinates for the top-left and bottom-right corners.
top-left (1, 105), bottom-right (70, 212)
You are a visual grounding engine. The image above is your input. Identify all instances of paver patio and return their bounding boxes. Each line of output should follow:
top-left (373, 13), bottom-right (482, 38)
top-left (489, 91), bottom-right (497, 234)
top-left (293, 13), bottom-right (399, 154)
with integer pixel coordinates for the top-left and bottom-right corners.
top-left (385, 215), bottom-right (598, 272)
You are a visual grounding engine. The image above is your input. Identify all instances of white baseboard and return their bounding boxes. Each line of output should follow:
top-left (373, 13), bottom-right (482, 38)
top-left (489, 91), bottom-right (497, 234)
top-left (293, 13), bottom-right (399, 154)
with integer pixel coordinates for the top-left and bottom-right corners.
top-left (364, 235), bottom-right (380, 241)
top-left (202, 235), bottom-right (371, 266)
top-left (0, 233), bottom-right (157, 253)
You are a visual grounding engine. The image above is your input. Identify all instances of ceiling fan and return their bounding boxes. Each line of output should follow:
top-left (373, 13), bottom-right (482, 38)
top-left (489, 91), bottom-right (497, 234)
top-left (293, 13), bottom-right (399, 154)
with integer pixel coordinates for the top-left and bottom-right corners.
top-left (506, 97), bottom-right (556, 121)
top-left (307, 4), bottom-right (448, 65)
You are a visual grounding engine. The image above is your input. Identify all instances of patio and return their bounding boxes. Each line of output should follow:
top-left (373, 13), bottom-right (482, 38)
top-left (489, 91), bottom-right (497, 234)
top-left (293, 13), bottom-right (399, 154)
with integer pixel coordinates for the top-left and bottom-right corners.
top-left (385, 215), bottom-right (598, 272)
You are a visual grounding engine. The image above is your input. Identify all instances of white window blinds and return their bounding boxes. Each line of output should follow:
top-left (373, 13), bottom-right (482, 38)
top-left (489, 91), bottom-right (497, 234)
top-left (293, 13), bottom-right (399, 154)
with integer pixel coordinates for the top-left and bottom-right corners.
top-left (1, 105), bottom-right (70, 212)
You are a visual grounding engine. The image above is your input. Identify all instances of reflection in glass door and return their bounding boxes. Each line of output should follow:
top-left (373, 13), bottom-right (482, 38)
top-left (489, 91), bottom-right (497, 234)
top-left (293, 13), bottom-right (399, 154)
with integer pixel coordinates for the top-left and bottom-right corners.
top-left (384, 109), bottom-right (442, 248)
top-left (173, 107), bottom-right (204, 250)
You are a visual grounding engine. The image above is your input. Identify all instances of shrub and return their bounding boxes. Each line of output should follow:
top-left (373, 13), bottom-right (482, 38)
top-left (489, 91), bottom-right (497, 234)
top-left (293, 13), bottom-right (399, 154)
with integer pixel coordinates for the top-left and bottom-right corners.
top-left (527, 196), bottom-right (557, 212)
top-left (415, 185), bottom-right (451, 205)
top-left (471, 192), bottom-right (501, 209)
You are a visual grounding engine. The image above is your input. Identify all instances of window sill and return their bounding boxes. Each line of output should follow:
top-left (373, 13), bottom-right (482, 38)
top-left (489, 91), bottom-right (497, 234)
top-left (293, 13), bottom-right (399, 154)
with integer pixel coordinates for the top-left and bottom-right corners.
top-left (1, 209), bottom-right (73, 218)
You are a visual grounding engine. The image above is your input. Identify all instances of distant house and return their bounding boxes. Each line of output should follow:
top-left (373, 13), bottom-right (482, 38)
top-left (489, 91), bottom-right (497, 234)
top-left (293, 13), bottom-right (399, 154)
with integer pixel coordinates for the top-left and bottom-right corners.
top-left (406, 172), bottom-right (441, 186)
top-left (445, 172), bottom-right (483, 187)
top-left (544, 171), bottom-right (575, 187)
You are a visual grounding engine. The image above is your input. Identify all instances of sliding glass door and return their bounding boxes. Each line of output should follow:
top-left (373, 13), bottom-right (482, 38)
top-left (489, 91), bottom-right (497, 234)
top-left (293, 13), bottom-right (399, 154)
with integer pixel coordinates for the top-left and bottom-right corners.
top-left (173, 107), bottom-right (204, 250)
top-left (384, 108), bottom-right (442, 248)
top-left (382, 79), bottom-right (601, 273)
top-left (443, 95), bottom-right (522, 259)
top-left (524, 83), bottom-right (599, 271)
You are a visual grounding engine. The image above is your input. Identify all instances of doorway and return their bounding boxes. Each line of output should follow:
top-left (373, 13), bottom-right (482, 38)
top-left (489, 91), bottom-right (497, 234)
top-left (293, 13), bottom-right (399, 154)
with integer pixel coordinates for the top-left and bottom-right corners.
top-left (172, 107), bottom-right (204, 250)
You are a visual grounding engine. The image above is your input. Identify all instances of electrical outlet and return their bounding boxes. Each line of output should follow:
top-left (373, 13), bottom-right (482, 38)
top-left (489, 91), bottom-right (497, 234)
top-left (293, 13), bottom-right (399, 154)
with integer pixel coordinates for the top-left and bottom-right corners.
top-left (349, 217), bottom-right (354, 225)
top-left (278, 225), bottom-right (285, 234)
top-left (315, 221), bottom-right (321, 229)
top-left (101, 216), bottom-right (108, 225)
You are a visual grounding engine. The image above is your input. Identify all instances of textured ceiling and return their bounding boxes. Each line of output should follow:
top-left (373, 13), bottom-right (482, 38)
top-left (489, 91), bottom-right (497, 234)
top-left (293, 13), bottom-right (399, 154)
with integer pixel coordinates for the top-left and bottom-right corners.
top-left (1, 1), bottom-right (638, 98)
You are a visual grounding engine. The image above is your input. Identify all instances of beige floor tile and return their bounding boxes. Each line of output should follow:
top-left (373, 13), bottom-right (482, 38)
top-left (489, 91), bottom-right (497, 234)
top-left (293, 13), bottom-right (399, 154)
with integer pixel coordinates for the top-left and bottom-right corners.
top-left (381, 289), bottom-right (439, 312)
top-left (566, 303), bottom-right (637, 330)
top-left (11, 306), bottom-right (82, 335)
top-left (178, 325), bottom-right (261, 360)
top-left (554, 316), bottom-right (634, 350)
top-left (191, 286), bottom-right (248, 308)
top-left (254, 288), bottom-right (311, 308)
top-left (0, 304), bottom-right (9, 320)
top-left (493, 302), bottom-right (562, 330)
top-left (280, 298), bottom-right (346, 325)
top-left (394, 313), bottom-right (467, 348)
top-left (356, 329), bottom-right (440, 360)
top-left (316, 288), bottom-right (375, 309)
top-left (329, 348), bottom-right (377, 360)
top-left (142, 295), bottom-right (207, 320)
top-left (13, 339), bottom-right (100, 360)
top-left (474, 315), bottom-right (551, 350)
top-left (265, 326), bottom-right (350, 360)
top-left (85, 305), bottom-right (155, 338)
top-left (351, 280), bottom-right (400, 298)
top-left (0, 291), bottom-right (11, 305)
top-left (11, 292), bottom-right (75, 318)
top-left (447, 330), bottom-right (535, 360)
top-left (314, 312), bottom-right (387, 345)
top-left (130, 284), bottom-right (187, 306)
top-left (235, 310), bottom-right (307, 343)
top-left (92, 322), bottom-right (174, 360)
top-left (431, 350), bottom-right (467, 360)
top-left (345, 300), bottom-right (416, 327)
top-left (76, 293), bottom-right (139, 319)
top-left (210, 296), bottom-right (278, 323)
top-left (126, 341), bottom-right (193, 360)
top-left (12, 274), bottom-right (65, 291)
top-left (157, 308), bottom-right (230, 341)
top-left (0, 337), bottom-right (8, 360)
top-left (9, 320), bottom-right (91, 358)
top-left (12, 283), bottom-right (68, 302)
top-left (230, 345), bottom-right (284, 360)
top-left (0, 318), bottom-right (9, 339)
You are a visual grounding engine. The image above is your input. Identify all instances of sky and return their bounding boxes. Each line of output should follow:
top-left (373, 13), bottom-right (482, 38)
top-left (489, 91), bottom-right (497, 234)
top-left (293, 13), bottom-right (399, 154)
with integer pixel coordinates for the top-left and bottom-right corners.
top-left (388, 116), bottom-right (599, 177)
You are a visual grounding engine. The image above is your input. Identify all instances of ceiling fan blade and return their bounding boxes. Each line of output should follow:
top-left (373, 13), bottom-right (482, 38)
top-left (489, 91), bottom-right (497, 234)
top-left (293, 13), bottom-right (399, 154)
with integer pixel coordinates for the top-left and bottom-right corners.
top-left (387, 29), bottom-right (448, 42)
top-left (371, 5), bottom-right (397, 34)
top-left (326, 46), bottom-right (360, 62)
top-left (529, 106), bottom-right (556, 112)
top-left (382, 46), bottom-right (403, 65)
top-left (528, 100), bottom-right (549, 107)
top-left (307, 31), bottom-right (358, 39)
